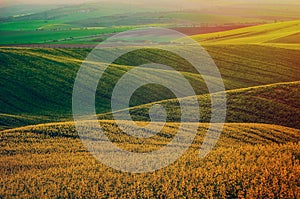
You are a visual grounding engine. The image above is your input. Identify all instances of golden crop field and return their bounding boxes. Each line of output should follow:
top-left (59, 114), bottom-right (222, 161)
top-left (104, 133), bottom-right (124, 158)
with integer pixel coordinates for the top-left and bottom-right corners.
top-left (1, 121), bottom-right (300, 198)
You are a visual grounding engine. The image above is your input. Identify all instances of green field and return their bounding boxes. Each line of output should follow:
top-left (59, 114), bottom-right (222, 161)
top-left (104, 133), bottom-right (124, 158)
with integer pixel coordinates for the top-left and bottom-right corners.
top-left (0, 27), bottom-right (135, 44)
top-left (0, 2), bottom-right (173, 45)
top-left (3, 1), bottom-right (298, 45)
top-left (100, 81), bottom-right (300, 129)
top-left (164, 12), bottom-right (264, 24)
top-left (1, 2), bottom-right (300, 198)
top-left (0, 20), bottom-right (68, 31)
top-left (0, 4), bottom-right (59, 18)
top-left (1, 43), bottom-right (300, 130)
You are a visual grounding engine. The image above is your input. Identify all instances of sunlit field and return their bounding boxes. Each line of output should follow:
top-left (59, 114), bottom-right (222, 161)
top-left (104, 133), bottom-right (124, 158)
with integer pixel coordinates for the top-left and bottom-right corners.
top-left (1, 121), bottom-right (300, 198)
top-left (1, 0), bottom-right (300, 198)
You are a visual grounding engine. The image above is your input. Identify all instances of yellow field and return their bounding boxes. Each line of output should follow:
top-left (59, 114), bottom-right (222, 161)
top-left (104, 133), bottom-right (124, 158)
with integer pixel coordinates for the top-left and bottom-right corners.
top-left (192, 20), bottom-right (300, 48)
top-left (1, 121), bottom-right (300, 198)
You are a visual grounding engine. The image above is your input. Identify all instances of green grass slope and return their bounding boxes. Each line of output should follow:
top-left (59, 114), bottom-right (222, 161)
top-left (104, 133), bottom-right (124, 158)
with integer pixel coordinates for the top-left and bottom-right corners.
top-left (205, 44), bottom-right (300, 89)
top-left (192, 20), bottom-right (300, 46)
top-left (1, 121), bottom-right (299, 198)
top-left (100, 81), bottom-right (300, 129)
top-left (1, 44), bottom-right (299, 130)
top-left (0, 47), bottom-right (205, 129)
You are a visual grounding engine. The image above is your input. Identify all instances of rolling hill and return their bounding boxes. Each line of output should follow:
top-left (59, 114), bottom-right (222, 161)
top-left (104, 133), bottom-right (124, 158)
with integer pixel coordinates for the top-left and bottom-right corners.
top-left (1, 43), bottom-right (300, 130)
top-left (1, 3), bottom-right (300, 198)
top-left (100, 81), bottom-right (300, 129)
top-left (1, 121), bottom-right (299, 198)
top-left (0, 4), bottom-right (59, 19)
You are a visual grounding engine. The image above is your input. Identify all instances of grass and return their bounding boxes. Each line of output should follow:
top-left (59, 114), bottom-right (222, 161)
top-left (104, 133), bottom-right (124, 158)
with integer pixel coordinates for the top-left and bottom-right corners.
top-left (0, 20), bottom-right (66, 31)
top-left (12, 2), bottom-right (172, 23)
top-left (100, 81), bottom-right (300, 129)
top-left (0, 26), bottom-right (133, 44)
top-left (0, 4), bottom-right (59, 18)
top-left (1, 121), bottom-right (299, 198)
top-left (1, 43), bottom-right (300, 130)
top-left (164, 12), bottom-right (264, 24)
top-left (69, 13), bottom-right (174, 27)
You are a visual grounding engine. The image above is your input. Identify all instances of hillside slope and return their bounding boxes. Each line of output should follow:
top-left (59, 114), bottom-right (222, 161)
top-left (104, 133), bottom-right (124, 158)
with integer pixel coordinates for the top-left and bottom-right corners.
top-left (2, 121), bottom-right (300, 148)
top-left (1, 43), bottom-right (299, 129)
top-left (1, 121), bottom-right (299, 198)
top-left (100, 81), bottom-right (300, 129)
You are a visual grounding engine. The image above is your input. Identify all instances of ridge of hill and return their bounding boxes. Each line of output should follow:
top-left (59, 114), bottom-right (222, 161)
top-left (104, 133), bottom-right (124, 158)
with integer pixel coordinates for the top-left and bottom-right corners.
top-left (100, 81), bottom-right (300, 129)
